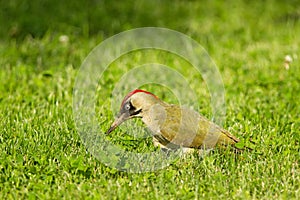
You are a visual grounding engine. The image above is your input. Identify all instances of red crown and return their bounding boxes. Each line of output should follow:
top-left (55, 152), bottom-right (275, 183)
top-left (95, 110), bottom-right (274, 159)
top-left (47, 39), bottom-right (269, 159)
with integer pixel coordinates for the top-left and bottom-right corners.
top-left (120, 89), bottom-right (157, 107)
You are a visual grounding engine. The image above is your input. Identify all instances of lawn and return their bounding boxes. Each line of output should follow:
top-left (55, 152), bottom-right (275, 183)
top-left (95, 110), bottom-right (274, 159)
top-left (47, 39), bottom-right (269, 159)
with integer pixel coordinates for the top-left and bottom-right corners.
top-left (0, 0), bottom-right (299, 199)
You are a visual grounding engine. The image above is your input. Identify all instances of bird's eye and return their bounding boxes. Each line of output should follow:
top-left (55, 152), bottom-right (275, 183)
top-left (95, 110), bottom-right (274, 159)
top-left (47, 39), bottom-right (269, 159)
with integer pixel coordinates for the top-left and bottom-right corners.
top-left (125, 103), bottom-right (131, 110)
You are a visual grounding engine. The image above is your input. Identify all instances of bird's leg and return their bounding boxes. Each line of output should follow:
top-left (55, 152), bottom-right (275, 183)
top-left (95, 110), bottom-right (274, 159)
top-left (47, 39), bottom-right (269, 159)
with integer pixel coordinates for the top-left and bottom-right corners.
top-left (152, 137), bottom-right (170, 152)
top-left (196, 149), bottom-right (212, 157)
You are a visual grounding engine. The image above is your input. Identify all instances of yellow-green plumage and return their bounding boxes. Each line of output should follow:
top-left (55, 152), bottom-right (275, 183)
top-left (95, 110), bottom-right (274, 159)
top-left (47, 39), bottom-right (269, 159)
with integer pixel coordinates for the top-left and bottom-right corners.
top-left (138, 96), bottom-right (239, 150)
top-left (106, 89), bottom-right (241, 152)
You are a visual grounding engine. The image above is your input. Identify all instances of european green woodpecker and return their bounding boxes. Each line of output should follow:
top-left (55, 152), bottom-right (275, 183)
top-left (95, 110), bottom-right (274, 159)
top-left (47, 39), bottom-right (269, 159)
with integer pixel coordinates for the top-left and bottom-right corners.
top-left (106, 89), bottom-right (245, 153)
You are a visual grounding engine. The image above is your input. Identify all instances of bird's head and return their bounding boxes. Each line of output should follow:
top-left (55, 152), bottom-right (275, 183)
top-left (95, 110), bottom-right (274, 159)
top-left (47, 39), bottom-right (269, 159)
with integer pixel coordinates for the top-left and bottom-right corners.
top-left (106, 89), bottom-right (159, 134)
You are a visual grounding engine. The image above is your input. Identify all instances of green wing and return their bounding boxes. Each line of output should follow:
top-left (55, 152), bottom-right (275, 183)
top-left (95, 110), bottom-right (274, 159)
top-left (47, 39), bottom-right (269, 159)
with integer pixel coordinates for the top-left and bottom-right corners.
top-left (159, 105), bottom-right (239, 149)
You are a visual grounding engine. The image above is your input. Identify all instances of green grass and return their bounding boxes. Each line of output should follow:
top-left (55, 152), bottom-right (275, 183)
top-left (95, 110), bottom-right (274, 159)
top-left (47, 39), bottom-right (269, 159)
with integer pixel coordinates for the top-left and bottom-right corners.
top-left (1, 0), bottom-right (300, 199)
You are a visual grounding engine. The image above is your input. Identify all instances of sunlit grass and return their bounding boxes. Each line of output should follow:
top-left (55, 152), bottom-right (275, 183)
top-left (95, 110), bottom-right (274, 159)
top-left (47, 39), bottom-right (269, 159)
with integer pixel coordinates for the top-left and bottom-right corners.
top-left (0, 0), bottom-right (299, 199)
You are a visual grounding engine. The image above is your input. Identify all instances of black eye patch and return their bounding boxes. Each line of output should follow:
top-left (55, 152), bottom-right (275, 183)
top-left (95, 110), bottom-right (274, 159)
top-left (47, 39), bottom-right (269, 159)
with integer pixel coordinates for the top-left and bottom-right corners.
top-left (122, 101), bottom-right (142, 116)
top-left (130, 108), bottom-right (142, 116)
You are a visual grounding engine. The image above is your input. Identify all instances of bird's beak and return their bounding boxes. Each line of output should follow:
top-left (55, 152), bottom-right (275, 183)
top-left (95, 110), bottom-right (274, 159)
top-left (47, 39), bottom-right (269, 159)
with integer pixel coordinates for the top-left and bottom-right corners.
top-left (106, 112), bottom-right (129, 134)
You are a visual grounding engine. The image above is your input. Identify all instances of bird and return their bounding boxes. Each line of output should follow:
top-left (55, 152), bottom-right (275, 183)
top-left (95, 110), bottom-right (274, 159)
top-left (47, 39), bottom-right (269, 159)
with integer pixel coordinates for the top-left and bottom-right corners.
top-left (106, 89), bottom-right (248, 154)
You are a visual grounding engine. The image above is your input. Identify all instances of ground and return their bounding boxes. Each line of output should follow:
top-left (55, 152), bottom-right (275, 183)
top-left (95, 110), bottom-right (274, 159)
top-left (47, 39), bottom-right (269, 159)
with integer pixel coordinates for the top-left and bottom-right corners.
top-left (0, 0), bottom-right (299, 199)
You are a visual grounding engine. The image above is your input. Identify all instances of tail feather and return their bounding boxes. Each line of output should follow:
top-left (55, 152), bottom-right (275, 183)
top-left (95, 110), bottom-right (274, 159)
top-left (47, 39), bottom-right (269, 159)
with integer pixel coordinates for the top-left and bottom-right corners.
top-left (219, 129), bottom-right (254, 152)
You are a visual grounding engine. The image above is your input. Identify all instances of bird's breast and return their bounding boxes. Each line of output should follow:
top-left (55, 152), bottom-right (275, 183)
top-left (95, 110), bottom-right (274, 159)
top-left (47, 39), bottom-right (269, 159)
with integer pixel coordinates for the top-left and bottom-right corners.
top-left (141, 104), bottom-right (199, 148)
top-left (142, 103), bottom-right (167, 134)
